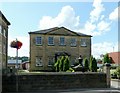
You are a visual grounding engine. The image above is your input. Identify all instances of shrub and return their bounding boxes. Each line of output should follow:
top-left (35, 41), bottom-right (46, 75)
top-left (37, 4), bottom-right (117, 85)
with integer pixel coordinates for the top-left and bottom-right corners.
top-left (89, 56), bottom-right (97, 72)
top-left (83, 58), bottom-right (89, 71)
top-left (116, 66), bottom-right (120, 79)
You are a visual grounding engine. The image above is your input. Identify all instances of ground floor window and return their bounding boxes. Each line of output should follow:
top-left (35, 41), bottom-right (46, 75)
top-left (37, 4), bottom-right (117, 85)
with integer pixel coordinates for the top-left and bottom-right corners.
top-left (36, 57), bottom-right (42, 66)
top-left (48, 57), bottom-right (54, 66)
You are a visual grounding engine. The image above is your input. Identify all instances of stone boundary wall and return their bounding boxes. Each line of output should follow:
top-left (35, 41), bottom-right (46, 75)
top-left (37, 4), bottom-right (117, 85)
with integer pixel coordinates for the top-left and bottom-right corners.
top-left (2, 72), bottom-right (107, 92)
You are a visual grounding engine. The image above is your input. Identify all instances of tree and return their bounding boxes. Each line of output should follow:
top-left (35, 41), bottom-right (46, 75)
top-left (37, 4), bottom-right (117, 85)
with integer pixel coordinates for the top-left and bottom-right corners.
top-left (59, 56), bottom-right (65, 71)
top-left (54, 58), bottom-right (60, 72)
top-left (63, 56), bottom-right (70, 71)
top-left (89, 56), bottom-right (97, 72)
top-left (103, 53), bottom-right (111, 64)
top-left (83, 58), bottom-right (89, 71)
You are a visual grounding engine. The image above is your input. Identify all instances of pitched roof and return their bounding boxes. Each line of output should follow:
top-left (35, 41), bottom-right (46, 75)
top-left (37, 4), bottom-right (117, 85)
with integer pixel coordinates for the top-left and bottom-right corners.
top-left (108, 52), bottom-right (120, 64)
top-left (29, 27), bottom-right (92, 37)
top-left (0, 11), bottom-right (11, 25)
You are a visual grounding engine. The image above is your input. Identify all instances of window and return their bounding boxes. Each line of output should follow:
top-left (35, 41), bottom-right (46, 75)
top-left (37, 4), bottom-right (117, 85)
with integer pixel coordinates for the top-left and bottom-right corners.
top-left (48, 37), bottom-right (54, 45)
top-left (36, 57), bottom-right (42, 66)
top-left (3, 29), bottom-right (6, 37)
top-left (36, 37), bottom-right (42, 45)
top-left (48, 57), bottom-right (54, 66)
top-left (71, 38), bottom-right (77, 46)
top-left (60, 37), bottom-right (65, 45)
top-left (81, 38), bottom-right (87, 46)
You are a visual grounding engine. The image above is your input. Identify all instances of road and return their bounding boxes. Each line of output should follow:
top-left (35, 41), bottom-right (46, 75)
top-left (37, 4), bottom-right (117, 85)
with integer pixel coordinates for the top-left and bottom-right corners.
top-left (111, 79), bottom-right (120, 89)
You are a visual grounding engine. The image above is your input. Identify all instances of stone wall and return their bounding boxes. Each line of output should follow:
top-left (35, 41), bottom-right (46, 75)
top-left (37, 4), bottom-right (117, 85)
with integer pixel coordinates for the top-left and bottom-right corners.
top-left (2, 72), bottom-right (107, 92)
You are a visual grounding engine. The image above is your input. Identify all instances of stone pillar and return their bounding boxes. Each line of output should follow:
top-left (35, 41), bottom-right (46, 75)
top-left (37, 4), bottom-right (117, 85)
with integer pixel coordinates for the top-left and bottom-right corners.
top-left (103, 63), bottom-right (111, 88)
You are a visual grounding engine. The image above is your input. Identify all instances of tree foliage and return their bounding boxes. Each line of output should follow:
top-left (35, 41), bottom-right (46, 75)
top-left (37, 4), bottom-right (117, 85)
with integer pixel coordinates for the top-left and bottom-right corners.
top-left (83, 58), bottom-right (89, 71)
top-left (89, 56), bottom-right (97, 72)
top-left (103, 53), bottom-right (111, 64)
top-left (63, 56), bottom-right (70, 71)
top-left (54, 56), bottom-right (71, 72)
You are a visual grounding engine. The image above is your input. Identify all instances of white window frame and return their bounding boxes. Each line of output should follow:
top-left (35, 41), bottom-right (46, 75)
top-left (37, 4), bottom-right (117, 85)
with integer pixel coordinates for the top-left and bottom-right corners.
top-left (36, 37), bottom-right (42, 45)
top-left (71, 38), bottom-right (77, 46)
top-left (3, 29), bottom-right (6, 37)
top-left (81, 38), bottom-right (87, 47)
top-left (60, 37), bottom-right (65, 46)
top-left (36, 57), bottom-right (42, 66)
top-left (48, 37), bottom-right (54, 45)
top-left (48, 57), bottom-right (54, 66)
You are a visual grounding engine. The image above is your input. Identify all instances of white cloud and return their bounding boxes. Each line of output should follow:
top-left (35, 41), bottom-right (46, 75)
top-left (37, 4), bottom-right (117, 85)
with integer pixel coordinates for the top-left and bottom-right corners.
top-left (109, 6), bottom-right (120, 21)
top-left (8, 34), bottom-right (29, 57)
top-left (90, 0), bottom-right (105, 23)
top-left (39, 5), bottom-right (80, 30)
top-left (92, 42), bottom-right (118, 58)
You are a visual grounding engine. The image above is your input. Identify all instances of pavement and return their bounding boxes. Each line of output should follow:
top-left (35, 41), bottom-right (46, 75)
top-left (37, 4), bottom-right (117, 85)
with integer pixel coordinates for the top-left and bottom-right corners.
top-left (2, 88), bottom-right (120, 93)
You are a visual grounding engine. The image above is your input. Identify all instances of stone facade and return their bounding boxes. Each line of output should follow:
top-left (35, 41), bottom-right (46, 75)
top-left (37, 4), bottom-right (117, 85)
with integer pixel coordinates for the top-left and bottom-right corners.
top-left (29, 27), bottom-right (92, 71)
top-left (0, 11), bottom-right (10, 69)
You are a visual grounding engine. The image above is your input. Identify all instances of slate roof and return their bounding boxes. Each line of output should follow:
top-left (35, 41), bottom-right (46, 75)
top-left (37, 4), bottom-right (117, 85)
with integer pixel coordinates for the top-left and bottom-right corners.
top-left (29, 27), bottom-right (92, 37)
top-left (0, 11), bottom-right (11, 25)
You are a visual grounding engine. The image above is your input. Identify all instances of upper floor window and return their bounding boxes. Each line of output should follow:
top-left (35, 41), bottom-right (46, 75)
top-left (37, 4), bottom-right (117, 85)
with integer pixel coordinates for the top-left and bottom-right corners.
top-left (81, 38), bottom-right (87, 47)
top-left (48, 37), bottom-right (54, 45)
top-left (36, 57), bottom-right (42, 66)
top-left (60, 37), bottom-right (65, 46)
top-left (36, 37), bottom-right (42, 45)
top-left (71, 38), bottom-right (77, 46)
top-left (3, 29), bottom-right (6, 37)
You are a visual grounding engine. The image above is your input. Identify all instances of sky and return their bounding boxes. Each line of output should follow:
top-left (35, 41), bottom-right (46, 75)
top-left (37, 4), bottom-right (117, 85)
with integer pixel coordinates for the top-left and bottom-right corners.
top-left (0, 0), bottom-right (119, 58)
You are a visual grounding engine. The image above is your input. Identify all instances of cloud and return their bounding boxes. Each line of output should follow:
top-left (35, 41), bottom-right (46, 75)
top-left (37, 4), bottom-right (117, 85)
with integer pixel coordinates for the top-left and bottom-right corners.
top-left (39, 5), bottom-right (80, 30)
top-left (8, 34), bottom-right (29, 57)
top-left (109, 6), bottom-right (120, 21)
top-left (92, 42), bottom-right (118, 58)
top-left (90, 0), bottom-right (105, 23)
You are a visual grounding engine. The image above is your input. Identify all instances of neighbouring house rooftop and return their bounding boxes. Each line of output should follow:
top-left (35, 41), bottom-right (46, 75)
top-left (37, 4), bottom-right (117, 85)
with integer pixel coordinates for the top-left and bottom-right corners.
top-left (108, 52), bottom-right (120, 65)
top-left (8, 60), bottom-right (22, 64)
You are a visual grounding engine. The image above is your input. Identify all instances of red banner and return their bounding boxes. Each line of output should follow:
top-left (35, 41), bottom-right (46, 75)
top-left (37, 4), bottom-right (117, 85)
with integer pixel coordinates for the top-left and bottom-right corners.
top-left (10, 40), bottom-right (22, 49)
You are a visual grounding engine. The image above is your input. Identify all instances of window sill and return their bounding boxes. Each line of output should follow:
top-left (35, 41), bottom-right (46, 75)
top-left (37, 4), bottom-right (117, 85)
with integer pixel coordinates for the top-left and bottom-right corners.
top-left (59, 44), bottom-right (66, 46)
top-left (81, 45), bottom-right (87, 47)
top-left (48, 44), bottom-right (55, 46)
top-left (36, 44), bottom-right (42, 46)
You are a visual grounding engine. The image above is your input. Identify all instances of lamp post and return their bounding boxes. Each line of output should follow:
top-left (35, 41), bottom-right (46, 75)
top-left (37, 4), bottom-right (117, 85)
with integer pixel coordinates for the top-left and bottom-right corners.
top-left (10, 39), bottom-right (22, 92)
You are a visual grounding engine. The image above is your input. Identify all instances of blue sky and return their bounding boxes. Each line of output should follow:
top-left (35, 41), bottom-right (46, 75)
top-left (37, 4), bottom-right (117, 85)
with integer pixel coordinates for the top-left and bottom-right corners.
top-left (0, 0), bottom-right (119, 58)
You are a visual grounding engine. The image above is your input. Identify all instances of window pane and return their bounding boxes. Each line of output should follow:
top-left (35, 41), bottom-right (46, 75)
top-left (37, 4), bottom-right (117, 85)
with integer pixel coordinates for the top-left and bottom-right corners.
top-left (81, 38), bottom-right (87, 46)
top-left (36, 37), bottom-right (42, 45)
top-left (3, 29), bottom-right (6, 37)
top-left (60, 37), bottom-right (65, 45)
top-left (48, 37), bottom-right (54, 45)
top-left (36, 57), bottom-right (42, 66)
top-left (48, 57), bottom-right (54, 66)
top-left (71, 38), bottom-right (76, 46)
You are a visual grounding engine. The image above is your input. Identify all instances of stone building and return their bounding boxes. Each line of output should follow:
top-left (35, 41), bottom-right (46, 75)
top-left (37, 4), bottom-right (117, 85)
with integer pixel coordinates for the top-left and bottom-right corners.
top-left (29, 27), bottom-right (92, 71)
top-left (0, 11), bottom-right (10, 69)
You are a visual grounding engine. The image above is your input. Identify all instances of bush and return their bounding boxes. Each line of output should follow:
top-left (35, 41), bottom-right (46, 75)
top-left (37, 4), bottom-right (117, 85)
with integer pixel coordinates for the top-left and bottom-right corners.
top-left (116, 66), bottom-right (120, 79)
top-left (83, 58), bottom-right (89, 71)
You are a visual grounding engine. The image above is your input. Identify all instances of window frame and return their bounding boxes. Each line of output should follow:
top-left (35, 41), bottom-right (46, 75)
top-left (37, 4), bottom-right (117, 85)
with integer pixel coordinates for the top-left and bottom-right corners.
top-left (59, 37), bottom-right (65, 46)
top-left (80, 38), bottom-right (87, 47)
top-left (71, 38), bottom-right (77, 47)
top-left (35, 57), bottom-right (42, 66)
top-left (48, 57), bottom-right (54, 66)
top-left (48, 37), bottom-right (54, 45)
top-left (35, 36), bottom-right (42, 45)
